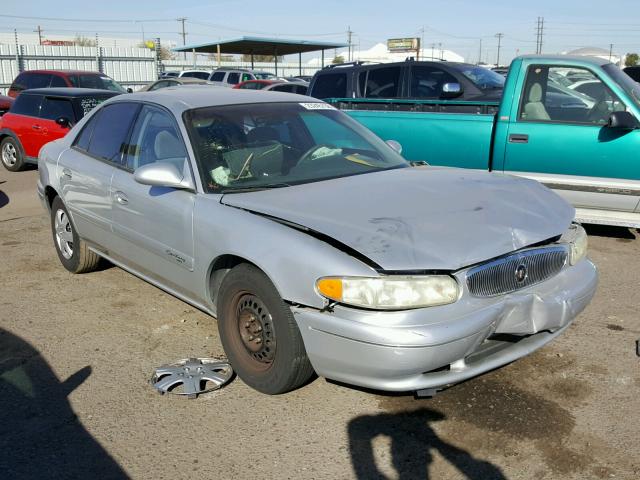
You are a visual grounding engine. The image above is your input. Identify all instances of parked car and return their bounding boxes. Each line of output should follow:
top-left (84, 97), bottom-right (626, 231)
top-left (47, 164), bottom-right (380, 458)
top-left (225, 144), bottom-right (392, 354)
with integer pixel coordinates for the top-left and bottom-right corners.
top-left (160, 71), bottom-right (180, 78)
top-left (623, 65), bottom-right (640, 82)
top-left (233, 80), bottom-right (277, 90)
top-left (7, 70), bottom-right (130, 98)
top-left (308, 60), bottom-right (505, 101)
top-left (141, 77), bottom-right (210, 92)
top-left (0, 95), bottom-right (14, 115)
top-left (171, 70), bottom-right (211, 80)
top-left (286, 75), bottom-right (312, 82)
top-left (233, 80), bottom-right (308, 94)
top-left (1, 88), bottom-right (120, 171)
top-left (328, 55), bottom-right (640, 228)
top-left (208, 69), bottom-right (276, 87)
top-left (37, 87), bottom-right (596, 396)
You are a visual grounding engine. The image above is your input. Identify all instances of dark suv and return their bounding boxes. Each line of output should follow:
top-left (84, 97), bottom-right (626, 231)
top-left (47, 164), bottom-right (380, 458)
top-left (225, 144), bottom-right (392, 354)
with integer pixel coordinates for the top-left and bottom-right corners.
top-left (0, 88), bottom-right (120, 171)
top-left (308, 60), bottom-right (505, 101)
top-left (8, 70), bottom-right (129, 98)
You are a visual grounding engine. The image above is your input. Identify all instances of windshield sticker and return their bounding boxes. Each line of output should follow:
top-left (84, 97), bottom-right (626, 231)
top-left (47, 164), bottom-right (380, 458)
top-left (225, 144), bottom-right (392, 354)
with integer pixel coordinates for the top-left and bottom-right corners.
top-left (299, 102), bottom-right (335, 110)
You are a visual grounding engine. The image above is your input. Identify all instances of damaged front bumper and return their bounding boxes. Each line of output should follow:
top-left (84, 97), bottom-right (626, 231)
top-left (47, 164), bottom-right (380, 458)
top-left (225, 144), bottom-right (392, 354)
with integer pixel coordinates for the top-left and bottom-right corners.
top-left (291, 258), bottom-right (597, 393)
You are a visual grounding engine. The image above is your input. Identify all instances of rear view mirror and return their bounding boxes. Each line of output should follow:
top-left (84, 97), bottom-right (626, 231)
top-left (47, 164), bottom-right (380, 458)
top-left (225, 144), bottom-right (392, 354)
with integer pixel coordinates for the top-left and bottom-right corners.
top-left (607, 111), bottom-right (638, 130)
top-left (126, 88), bottom-right (134, 93)
top-left (56, 117), bottom-right (72, 128)
top-left (441, 82), bottom-right (463, 99)
top-left (386, 139), bottom-right (403, 155)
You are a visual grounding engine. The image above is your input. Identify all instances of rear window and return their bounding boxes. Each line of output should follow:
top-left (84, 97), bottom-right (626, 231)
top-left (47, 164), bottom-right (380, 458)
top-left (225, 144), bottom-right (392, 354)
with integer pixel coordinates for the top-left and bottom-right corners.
top-left (181, 71), bottom-right (209, 80)
top-left (78, 96), bottom-right (115, 117)
top-left (210, 72), bottom-right (226, 82)
top-left (311, 73), bottom-right (347, 99)
top-left (11, 94), bottom-right (42, 116)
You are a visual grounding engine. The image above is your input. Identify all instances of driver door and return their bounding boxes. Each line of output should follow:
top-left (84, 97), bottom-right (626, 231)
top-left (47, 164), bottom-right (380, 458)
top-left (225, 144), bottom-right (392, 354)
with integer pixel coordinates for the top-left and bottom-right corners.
top-left (502, 64), bottom-right (640, 212)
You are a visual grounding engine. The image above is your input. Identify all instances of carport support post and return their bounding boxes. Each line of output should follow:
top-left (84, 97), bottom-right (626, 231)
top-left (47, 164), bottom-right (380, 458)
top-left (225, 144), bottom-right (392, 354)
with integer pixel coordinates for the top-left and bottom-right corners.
top-left (321, 49), bottom-right (324, 68)
top-left (217, 44), bottom-right (221, 67)
top-left (192, 48), bottom-right (196, 68)
top-left (251, 52), bottom-right (254, 70)
top-left (299, 52), bottom-right (302, 76)
top-left (274, 48), bottom-right (278, 77)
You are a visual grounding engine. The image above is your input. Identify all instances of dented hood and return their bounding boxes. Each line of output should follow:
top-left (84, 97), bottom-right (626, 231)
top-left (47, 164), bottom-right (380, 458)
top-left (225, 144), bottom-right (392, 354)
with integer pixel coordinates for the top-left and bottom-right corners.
top-left (220, 167), bottom-right (575, 271)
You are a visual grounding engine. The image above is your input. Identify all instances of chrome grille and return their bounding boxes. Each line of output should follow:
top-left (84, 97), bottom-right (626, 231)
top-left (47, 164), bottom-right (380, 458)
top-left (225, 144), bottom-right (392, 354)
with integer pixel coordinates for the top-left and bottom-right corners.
top-left (466, 246), bottom-right (567, 297)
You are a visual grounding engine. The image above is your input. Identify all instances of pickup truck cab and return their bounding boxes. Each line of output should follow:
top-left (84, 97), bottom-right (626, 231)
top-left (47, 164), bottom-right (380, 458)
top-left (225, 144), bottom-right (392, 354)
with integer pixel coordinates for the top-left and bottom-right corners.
top-left (328, 55), bottom-right (640, 228)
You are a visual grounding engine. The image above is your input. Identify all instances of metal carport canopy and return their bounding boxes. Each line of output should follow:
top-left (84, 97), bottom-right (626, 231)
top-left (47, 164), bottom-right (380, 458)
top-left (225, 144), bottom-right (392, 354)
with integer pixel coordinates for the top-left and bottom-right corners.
top-left (172, 36), bottom-right (348, 75)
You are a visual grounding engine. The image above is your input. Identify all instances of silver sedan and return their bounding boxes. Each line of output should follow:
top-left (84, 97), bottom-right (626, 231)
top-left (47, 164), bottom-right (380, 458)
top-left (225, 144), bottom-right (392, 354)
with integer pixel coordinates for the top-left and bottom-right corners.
top-left (37, 86), bottom-right (598, 395)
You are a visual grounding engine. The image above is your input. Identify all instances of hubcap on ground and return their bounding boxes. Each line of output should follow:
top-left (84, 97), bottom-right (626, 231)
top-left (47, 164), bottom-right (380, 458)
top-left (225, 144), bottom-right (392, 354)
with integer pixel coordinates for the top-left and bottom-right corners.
top-left (235, 294), bottom-right (276, 364)
top-left (2, 143), bottom-right (17, 167)
top-left (54, 209), bottom-right (74, 259)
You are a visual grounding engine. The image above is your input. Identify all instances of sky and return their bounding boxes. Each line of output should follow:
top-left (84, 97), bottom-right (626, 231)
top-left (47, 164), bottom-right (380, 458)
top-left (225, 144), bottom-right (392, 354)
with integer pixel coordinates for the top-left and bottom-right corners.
top-left (2, 0), bottom-right (640, 64)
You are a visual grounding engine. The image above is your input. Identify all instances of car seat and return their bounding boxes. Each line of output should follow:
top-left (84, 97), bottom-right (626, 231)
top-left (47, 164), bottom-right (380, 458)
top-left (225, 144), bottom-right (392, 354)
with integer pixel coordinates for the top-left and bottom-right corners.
top-left (524, 83), bottom-right (551, 121)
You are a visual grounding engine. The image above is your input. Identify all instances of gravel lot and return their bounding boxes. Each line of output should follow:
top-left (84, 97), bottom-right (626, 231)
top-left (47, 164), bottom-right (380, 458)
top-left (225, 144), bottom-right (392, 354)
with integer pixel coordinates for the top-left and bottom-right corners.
top-left (1, 168), bottom-right (638, 480)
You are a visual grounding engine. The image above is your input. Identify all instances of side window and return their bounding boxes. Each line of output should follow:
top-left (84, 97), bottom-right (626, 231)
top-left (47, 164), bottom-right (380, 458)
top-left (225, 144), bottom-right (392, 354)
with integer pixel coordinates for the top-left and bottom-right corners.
top-left (410, 66), bottom-right (458, 98)
top-left (210, 72), bottom-right (225, 82)
top-left (85, 103), bottom-right (140, 164)
top-left (149, 81), bottom-right (169, 91)
top-left (40, 97), bottom-right (76, 121)
top-left (125, 105), bottom-right (187, 171)
top-left (74, 111), bottom-right (100, 151)
top-left (50, 75), bottom-right (68, 88)
top-left (311, 73), bottom-right (347, 99)
top-left (227, 73), bottom-right (240, 84)
top-left (519, 65), bottom-right (625, 125)
top-left (11, 94), bottom-right (42, 117)
top-left (23, 73), bottom-right (53, 90)
top-left (241, 73), bottom-right (252, 82)
top-left (361, 67), bottom-right (401, 98)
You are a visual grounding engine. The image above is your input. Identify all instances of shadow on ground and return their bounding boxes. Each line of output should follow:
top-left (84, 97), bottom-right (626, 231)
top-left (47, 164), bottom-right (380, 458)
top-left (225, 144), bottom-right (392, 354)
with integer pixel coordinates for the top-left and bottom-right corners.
top-left (348, 407), bottom-right (506, 479)
top-left (584, 223), bottom-right (637, 240)
top-left (0, 180), bottom-right (7, 209)
top-left (0, 327), bottom-right (128, 479)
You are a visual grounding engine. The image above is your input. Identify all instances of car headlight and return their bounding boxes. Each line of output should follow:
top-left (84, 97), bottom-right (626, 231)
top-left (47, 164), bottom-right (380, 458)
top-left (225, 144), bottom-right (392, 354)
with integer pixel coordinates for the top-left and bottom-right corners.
top-left (568, 224), bottom-right (588, 265)
top-left (315, 275), bottom-right (460, 310)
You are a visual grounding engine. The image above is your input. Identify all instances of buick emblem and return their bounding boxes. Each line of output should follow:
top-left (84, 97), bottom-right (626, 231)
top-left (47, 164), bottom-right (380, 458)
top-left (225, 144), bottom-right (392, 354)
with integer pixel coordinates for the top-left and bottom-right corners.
top-left (515, 264), bottom-right (528, 283)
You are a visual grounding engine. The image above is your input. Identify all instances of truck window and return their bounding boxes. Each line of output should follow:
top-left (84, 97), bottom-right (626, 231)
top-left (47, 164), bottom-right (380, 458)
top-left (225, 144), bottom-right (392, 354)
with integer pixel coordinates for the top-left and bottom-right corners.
top-left (210, 72), bottom-right (225, 82)
top-left (360, 67), bottom-right (401, 98)
top-left (519, 65), bottom-right (625, 125)
top-left (312, 73), bottom-right (347, 99)
top-left (409, 66), bottom-right (457, 98)
top-left (227, 73), bottom-right (240, 84)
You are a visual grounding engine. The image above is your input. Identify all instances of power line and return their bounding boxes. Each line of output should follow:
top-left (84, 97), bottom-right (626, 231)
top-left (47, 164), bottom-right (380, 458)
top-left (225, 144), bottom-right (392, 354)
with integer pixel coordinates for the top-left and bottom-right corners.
top-left (0, 13), bottom-right (172, 23)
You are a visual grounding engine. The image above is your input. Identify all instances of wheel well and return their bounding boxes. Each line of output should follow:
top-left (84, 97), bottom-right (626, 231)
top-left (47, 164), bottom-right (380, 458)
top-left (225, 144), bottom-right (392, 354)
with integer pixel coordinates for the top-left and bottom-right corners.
top-left (44, 186), bottom-right (59, 209)
top-left (208, 255), bottom-right (259, 312)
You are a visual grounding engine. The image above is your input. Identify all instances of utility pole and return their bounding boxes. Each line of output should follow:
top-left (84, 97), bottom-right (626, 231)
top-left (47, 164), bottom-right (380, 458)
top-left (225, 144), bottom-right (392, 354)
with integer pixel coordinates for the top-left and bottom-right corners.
top-left (347, 26), bottom-right (353, 62)
top-left (609, 43), bottom-right (613, 61)
top-left (438, 42), bottom-right (443, 60)
top-left (418, 27), bottom-right (425, 61)
top-left (495, 33), bottom-right (504, 67)
top-left (177, 17), bottom-right (187, 60)
top-left (34, 25), bottom-right (43, 45)
top-left (535, 17), bottom-right (545, 54)
top-left (478, 38), bottom-right (482, 64)
top-left (430, 43), bottom-right (435, 60)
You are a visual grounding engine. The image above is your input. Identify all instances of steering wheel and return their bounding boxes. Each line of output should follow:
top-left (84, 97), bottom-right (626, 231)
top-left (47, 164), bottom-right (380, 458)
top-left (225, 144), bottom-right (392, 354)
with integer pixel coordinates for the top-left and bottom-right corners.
top-left (297, 144), bottom-right (339, 165)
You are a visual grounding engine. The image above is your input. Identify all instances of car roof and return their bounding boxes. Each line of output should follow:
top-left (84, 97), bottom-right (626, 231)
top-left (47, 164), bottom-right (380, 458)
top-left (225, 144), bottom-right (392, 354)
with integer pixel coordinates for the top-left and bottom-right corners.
top-left (116, 85), bottom-right (313, 113)
top-left (17, 70), bottom-right (107, 76)
top-left (21, 88), bottom-right (122, 98)
top-left (517, 54), bottom-right (611, 67)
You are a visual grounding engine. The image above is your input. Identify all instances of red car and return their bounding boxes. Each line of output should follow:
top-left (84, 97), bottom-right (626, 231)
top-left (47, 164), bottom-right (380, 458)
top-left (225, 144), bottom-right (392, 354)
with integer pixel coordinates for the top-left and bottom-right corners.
top-left (0, 95), bottom-right (14, 116)
top-left (0, 88), bottom-right (120, 171)
top-left (233, 80), bottom-right (278, 90)
top-left (7, 70), bottom-right (129, 98)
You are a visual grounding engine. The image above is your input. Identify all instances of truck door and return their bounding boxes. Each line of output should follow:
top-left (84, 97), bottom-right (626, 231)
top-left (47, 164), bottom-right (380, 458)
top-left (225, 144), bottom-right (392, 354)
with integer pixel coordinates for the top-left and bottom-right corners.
top-left (502, 64), bottom-right (640, 214)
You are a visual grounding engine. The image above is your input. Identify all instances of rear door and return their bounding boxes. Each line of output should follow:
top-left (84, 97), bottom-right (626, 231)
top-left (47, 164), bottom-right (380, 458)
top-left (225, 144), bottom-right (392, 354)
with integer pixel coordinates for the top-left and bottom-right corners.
top-left (58, 102), bottom-right (140, 249)
top-left (502, 64), bottom-right (640, 212)
top-left (110, 104), bottom-right (196, 294)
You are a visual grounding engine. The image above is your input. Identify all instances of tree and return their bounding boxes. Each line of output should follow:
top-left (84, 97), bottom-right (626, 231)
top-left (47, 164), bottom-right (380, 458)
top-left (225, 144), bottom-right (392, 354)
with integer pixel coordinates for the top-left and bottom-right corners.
top-left (241, 54), bottom-right (283, 62)
top-left (625, 53), bottom-right (639, 67)
top-left (332, 55), bottom-right (345, 64)
top-left (73, 35), bottom-right (96, 47)
top-left (137, 41), bottom-right (172, 61)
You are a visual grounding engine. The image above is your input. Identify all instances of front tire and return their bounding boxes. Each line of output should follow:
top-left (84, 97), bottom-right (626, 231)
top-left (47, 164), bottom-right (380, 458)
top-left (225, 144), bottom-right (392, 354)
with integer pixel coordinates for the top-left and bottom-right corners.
top-left (50, 196), bottom-right (101, 273)
top-left (217, 264), bottom-right (314, 394)
top-left (1, 137), bottom-right (25, 172)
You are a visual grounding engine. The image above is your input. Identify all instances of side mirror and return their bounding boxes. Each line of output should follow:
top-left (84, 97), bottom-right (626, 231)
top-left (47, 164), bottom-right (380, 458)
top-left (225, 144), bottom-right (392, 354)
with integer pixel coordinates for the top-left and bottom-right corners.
top-left (441, 82), bottom-right (463, 99)
top-left (126, 88), bottom-right (133, 93)
top-left (607, 111), bottom-right (638, 130)
top-left (386, 139), bottom-right (403, 155)
top-left (56, 117), bottom-right (72, 128)
top-left (133, 162), bottom-right (194, 190)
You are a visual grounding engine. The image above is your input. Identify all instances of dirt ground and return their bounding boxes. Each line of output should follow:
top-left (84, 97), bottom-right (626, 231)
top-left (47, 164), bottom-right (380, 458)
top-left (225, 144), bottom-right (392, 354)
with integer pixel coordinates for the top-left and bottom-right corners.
top-left (1, 168), bottom-right (639, 480)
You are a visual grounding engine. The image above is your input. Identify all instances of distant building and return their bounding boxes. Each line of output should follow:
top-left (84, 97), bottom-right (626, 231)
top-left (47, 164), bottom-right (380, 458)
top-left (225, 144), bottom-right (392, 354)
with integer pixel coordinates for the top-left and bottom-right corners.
top-left (0, 32), bottom-right (176, 50)
top-left (563, 47), bottom-right (621, 65)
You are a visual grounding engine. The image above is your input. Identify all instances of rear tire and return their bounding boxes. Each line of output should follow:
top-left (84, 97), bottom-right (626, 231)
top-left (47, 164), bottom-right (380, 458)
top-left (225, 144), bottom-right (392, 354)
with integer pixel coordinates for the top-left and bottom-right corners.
top-left (1, 137), bottom-right (25, 172)
top-left (50, 196), bottom-right (101, 274)
top-left (217, 264), bottom-right (314, 394)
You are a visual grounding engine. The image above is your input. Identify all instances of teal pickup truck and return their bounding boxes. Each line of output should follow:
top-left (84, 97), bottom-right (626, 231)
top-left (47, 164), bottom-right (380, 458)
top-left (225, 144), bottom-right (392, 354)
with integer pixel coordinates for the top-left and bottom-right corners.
top-left (327, 55), bottom-right (640, 228)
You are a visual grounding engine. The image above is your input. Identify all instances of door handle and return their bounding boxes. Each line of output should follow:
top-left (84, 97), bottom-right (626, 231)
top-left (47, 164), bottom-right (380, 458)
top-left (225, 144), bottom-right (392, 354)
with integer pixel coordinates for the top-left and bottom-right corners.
top-left (114, 191), bottom-right (129, 205)
top-left (508, 134), bottom-right (529, 144)
top-left (32, 124), bottom-right (41, 130)
top-left (62, 168), bottom-right (72, 178)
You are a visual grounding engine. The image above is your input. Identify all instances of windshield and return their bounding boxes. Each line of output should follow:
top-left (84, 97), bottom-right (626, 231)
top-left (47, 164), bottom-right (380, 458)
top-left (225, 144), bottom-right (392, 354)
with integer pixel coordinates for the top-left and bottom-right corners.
top-left (69, 74), bottom-right (127, 93)
top-left (184, 102), bottom-right (409, 193)
top-left (254, 72), bottom-right (276, 80)
top-left (452, 65), bottom-right (505, 90)
top-left (603, 63), bottom-right (640, 106)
